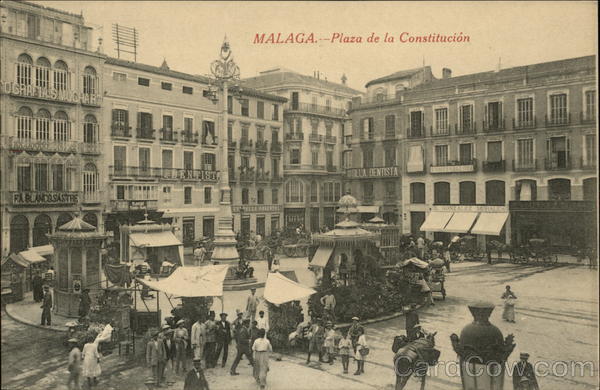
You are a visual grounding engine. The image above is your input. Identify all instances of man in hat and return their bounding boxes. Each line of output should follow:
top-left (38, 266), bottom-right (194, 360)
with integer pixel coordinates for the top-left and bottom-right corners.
top-left (204, 311), bottom-right (217, 368)
top-left (512, 353), bottom-right (539, 390)
top-left (307, 318), bottom-right (326, 364)
top-left (230, 319), bottom-right (254, 375)
top-left (78, 289), bottom-right (91, 322)
top-left (147, 331), bottom-right (167, 386)
top-left (232, 310), bottom-right (244, 342)
top-left (348, 317), bottom-right (364, 353)
top-left (215, 313), bottom-right (232, 368)
top-left (191, 316), bottom-right (207, 364)
top-left (256, 310), bottom-right (268, 333)
top-left (405, 303), bottom-right (420, 341)
top-left (184, 358), bottom-right (210, 390)
top-left (174, 319), bottom-right (189, 374)
top-left (245, 288), bottom-right (261, 321)
top-left (41, 285), bottom-right (52, 326)
top-left (161, 325), bottom-right (176, 380)
top-left (67, 338), bottom-right (82, 390)
top-left (32, 271), bottom-right (44, 302)
top-left (320, 292), bottom-right (337, 322)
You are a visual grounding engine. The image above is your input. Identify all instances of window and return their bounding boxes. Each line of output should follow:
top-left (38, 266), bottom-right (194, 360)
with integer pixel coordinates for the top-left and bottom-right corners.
top-left (285, 179), bottom-right (304, 203)
top-left (53, 60), bottom-right (68, 90)
top-left (363, 149), bottom-right (373, 168)
top-left (272, 104), bottom-right (279, 121)
top-left (311, 150), bottom-right (319, 165)
top-left (16, 106), bottom-right (33, 139)
top-left (460, 104), bottom-right (473, 132)
top-left (257, 127), bottom-right (264, 142)
top-left (485, 180), bottom-right (505, 205)
top-left (290, 149), bottom-right (301, 164)
top-left (257, 157), bottom-right (265, 172)
top-left (138, 112), bottom-right (153, 130)
top-left (116, 185), bottom-right (126, 200)
top-left (410, 111), bottom-right (423, 135)
top-left (203, 153), bottom-right (216, 171)
top-left (227, 96), bottom-right (233, 114)
top-left (114, 146), bottom-right (127, 173)
top-left (240, 99), bottom-right (249, 116)
top-left (53, 111), bottom-right (70, 142)
top-left (326, 151), bottom-right (333, 169)
top-left (459, 143), bottom-right (473, 164)
top-left (585, 134), bottom-right (596, 166)
top-left (459, 182), bottom-right (476, 205)
top-left (83, 114), bottom-right (97, 143)
top-left (182, 86), bottom-right (193, 94)
top-left (184, 117), bottom-right (193, 133)
top-left (242, 188), bottom-right (250, 204)
top-left (362, 182), bottom-right (374, 200)
top-left (52, 164), bottom-right (64, 191)
top-left (82, 66), bottom-right (97, 95)
top-left (162, 115), bottom-right (173, 132)
top-left (203, 121), bottom-right (215, 143)
top-left (272, 158), bottom-right (280, 177)
top-left (184, 187), bottom-right (192, 204)
top-left (241, 156), bottom-right (250, 169)
top-left (257, 101), bottom-right (264, 119)
top-left (516, 98), bottom-right (533, 127)
top-left (161, 82), bottom-right (172, 91)
top-left (17, 165), bottom-right (32, 192)
top-left (34, 163), bottom-right (48, 191)
top-left (291, 92), bottom-right (299, 109)
top-left (585, 90), bottom-right (596, 120)
top-left (184, 151), bottom-right (194, 170)
top-left (516, 139), bottom-right (534, 169)
top-left (310, 181), bottom-right (318, 202)
top-left (35, 57), bottom-right (50, 88)
top-left (162, 149), bottom-right (173, 170)
top-left (546, 136), bottom-right (570, 169)
top-left (113, 72), bottom-right (126, 81)
top-left (342, 150), bottom-right (352, 169)
top-left (82, 163), bottom-right (98, 198)
top-left (384, 147), bottom-right (396, 166)
top-left (139, 147), bottom-right (151, 172)
top-left (486, 101), bottom-right (503, 130)
top-left (434, 145), bottom-right (449, 166)
top-left (16, 54), bottom-right (33, 86)
top-left (204, 187), bottom-right (212, 204)
top-left (434, 182), bottom-right (450, 205)
top-left (362, 118), bottom-right (374, 139)
top-left (434, 108), bottom-right (448, 135)
top-left (549, 94), bottom-right (568, 124)
top-left (548, 179), bottom-right (571, 201)
top-left (272, 189), bottom-right (279, 204)
top-left (111, 109), bottom-right (129, 132)
top-left (385, 115), bottom-right (395, 137)
top-left (385, 181), bottom-right (396, 198)
top-left (257, 189), bottom-right (264, 204)
top-left (138, 77), bottom-right (150, 86)
top-left (162, 186), bottom-right (172, 203)
top-left (325, 99), bottom-right (331, 111)
top-left (487, 141), bottom-right (502, 162)
top-left (311, 96), bottom-right (318, 109)
top-left (410, 183), bottom-right (425, 204)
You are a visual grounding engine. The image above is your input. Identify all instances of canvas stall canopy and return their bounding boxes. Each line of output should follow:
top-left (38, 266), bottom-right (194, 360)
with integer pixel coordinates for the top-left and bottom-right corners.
top-left (136, 264), bottom-right (229, 297)
top-left (264, 271), bottom-right (316, 305)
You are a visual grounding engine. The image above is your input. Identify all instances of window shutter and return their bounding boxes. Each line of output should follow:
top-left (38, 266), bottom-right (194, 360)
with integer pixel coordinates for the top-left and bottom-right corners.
top-left (545, 139), bottom-right (551, 164)
top-left (112, 109), bottom-right (118, 123)
top-left (566, 137), bottom-right (571, 163)
top-left (137, 112), bottom-right (142, 129)
top-left (369, 117), bottom-right (374, 133)
top-left (124, 110), bottom-right (129, 127)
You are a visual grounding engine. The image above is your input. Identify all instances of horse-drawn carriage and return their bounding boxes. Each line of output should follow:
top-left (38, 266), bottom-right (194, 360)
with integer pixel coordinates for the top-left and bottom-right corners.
top-left (509, 239), bottom-right (557, 266)
top-left (428, 258), bottom-right (446, 300)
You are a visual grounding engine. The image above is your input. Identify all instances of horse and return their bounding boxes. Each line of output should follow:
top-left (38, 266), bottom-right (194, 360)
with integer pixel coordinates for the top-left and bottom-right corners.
top-left (393, 331), bottom-right (440, 390)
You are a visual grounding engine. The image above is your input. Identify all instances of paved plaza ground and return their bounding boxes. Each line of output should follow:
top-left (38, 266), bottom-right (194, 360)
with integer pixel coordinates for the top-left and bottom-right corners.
top-left (2, 257), bottom-right (598, 390)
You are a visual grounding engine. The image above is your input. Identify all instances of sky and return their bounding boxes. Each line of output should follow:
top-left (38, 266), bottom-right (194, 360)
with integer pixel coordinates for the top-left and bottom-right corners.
top-left (35, 1), bottom-right (598, 91)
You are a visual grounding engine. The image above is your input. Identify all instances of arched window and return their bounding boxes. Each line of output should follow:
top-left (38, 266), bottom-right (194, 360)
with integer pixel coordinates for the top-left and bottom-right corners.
top-left (515, 179), bottom-right (537, 201)
top-left (583, 178), bottom-right (597, 201)
top-left (53, 60), bottom-right (69, 90)
top-left (35, 57), bottom-right (51, 88)
top-left (375, 89), bottom-right (385, 102)
top-left (485, 180), bottom-right (506, 205)
top-left (16, 54), bottom-right (33, 85)
top-left (10, 215), bottom-right (29, 253)
top-left (33, 214), bottom-right (52, 247)
top-left (434, 182), bottom-right (450, 205)
top-left (548, 178), bottom-right (571, 200)
top-left (83, 213), bottom-right (98, 228)
top-left (53, 111), bottom-right (70, 142)
top-left (410, 182), bottom-right (426, 204)
top-left (459, 181), bottom-right (476, 205)
top-left (36, 109), bottom-right (51, 140)
top-left (83, 66), bottom-right (97, 95)
top-left (285, 179), bottom-right (304, 203)
top-left (83, 114), bottom-right (97, 143)
top-left (16, 107), bottom-right (33, 139)
top-left (56, 213), bottom-right (72, 230)
top-left (83, 163), bottom-right (98, 202)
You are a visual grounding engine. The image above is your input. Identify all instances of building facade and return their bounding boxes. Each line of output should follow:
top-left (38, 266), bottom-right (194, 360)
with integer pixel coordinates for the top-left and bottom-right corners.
top-left (243, 68), bottom-right (362, 232)
top-left (350, 56), bottom-right (597, 250)
top-left (1, 0), bottom-right (104, 256)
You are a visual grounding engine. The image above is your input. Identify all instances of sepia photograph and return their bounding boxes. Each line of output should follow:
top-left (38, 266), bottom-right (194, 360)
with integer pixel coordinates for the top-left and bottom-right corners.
top-left (0, 1), bottom-right (598, 390)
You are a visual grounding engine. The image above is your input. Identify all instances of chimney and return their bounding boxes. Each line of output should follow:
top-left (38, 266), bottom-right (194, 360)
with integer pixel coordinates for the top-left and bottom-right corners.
top-left (341, 74), bottom-right (347, 85)
top-left (495, 57), bottom-right (502, 73)
top-left (442, 68), bottom-right (452, 79)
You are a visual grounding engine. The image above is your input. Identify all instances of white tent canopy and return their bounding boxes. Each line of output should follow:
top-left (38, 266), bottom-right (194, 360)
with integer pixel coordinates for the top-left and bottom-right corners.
top-left (264, 272), bottom-right (316, 305)
top-left (136, 264), bottom-right (229, 297)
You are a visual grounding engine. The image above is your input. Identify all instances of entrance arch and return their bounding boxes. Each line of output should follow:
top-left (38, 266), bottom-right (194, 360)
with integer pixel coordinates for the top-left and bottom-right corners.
top-left (33, 214), bottom-right (52, 246)
top-left (10, 215), bottom-right (29, 253)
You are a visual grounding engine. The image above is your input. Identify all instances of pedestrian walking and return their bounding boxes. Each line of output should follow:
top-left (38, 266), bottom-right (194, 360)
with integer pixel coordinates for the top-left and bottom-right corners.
top-left (174, 320), bottom-right (189, 374)
top-left (501, 285), bottom-right (517, 323)
top-left (78, 289), bottom-right (91, 322)
top-left (204, 312), bottom-right (217, 368)
top-left (184, 358), bottom-right (210, 390)
top-left (265, 247), bottom-right (274, 271)
top-left (256, 310), bottom-right (269, 333)
top-left (320, 292), bottom-right (337, 322)
top-left (323, 323), bottom-right (336, 364)
top-left (191, 316), bottom-right (207, 363)
top-left (353, 328), bottom-right (368, 375)
top-left (338, 330), bottom-right (352, 374)
top-left (230, 319), bottom-right (254, 375)
top-left (512, 353), bottom-right (540, 390)
top-left (306, 319), bottom-right (325, 363)
top-left (250, 320), bottom-right (260, 350)
top-left (32, 271), bottom-right (44, 302)
top-left (82, 337), bottom-right (101, 387)
top-left (416, 234), bottom-right (426, 259)
top-left (232, 310), bottom-right (244, 341)
top-left (245, 288), bottom-right (260, 321)
top-left (252, 328), bottom-right (272, 389)
top-left (67, 338), bottom-right (82, 390)
top-left (405, 303), bottom-right (420, 341)
top-left (146, 331), bottom-right (166, 386)
top-left (194, 245), bottom-right (206, 266)
top-left (163, 327), bottom-right (176, 377)
top-left (348, 317), bottom-right (364, 353)
top-left (215, 313), bottom-right (232, 368)
top-left (40, 285), bottom-right (52, 326)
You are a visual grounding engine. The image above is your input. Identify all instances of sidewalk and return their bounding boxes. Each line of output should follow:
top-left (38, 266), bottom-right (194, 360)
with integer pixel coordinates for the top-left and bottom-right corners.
top-left (5, 290), bottom-right (71, 332)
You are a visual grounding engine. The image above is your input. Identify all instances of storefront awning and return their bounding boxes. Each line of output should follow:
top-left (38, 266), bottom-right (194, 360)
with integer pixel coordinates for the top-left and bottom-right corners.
top-left (357, 206), bottom-right (380, 214)
top-left (471, 212), bottom-right (509, 236)
top-left (31, 245), bottom-right (54, 256)
top-left (130, 231), bottom-right (182, 248)
top-left (420, 212), bottom-right (453, 232)
top-left (310, 246), bottom-right (334, 268)
top-left (442, 212), bottom-right (479, 233)
top-left (19, 249), bottom-right (46, 264)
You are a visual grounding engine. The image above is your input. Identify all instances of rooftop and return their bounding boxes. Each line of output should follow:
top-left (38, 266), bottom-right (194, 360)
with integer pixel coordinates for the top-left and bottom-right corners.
top-left (365, 67), bottom-right (429, 88)
top-left (4, 1), bottom-right (85, 22)
top-left (243, 70), bottom-right (363, 96)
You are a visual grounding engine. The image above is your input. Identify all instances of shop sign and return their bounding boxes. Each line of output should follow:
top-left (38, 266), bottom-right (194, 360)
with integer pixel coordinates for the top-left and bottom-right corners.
top-left (345, 166), bottom-right (399, 178)
top-left (432, 205), bottom-right (508, 213)
top-left (0, 81), bottom-right (101, 105)
top-left (12, 191), bottom-right (79, 205)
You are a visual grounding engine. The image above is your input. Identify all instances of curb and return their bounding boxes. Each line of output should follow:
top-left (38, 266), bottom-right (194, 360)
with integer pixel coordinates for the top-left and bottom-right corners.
top-left (333, 303), bottom-right (425, 330)
top-left (4, 304), bottom-right (67, 333)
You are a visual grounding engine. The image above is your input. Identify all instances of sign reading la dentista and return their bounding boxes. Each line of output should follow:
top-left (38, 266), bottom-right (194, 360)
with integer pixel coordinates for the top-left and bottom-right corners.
top-left (346, 166), bottom-right (399, 179)
top-left (0, 81), bottom-right (101, 105)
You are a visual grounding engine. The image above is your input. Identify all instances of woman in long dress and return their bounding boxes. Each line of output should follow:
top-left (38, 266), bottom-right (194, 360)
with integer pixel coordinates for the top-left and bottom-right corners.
top-left (252, 328), bottom-right (272, 389)
top-left (353, 328), bottom-right (368, 375)
top-left (82, 337), bottom-right (101, 387)
top-left (501, 285), bottom-right (517, 323)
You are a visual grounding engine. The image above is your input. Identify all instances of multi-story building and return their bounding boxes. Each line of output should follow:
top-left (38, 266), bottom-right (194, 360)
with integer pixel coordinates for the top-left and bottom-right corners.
top-left (1, 0), bottom-right (104, 256)
top-left (226, 88), bottom-right (287, 237)
top-left (243, 68), bottom-right (362, 232)
top-left (350, 56), bottom-right (597, 250)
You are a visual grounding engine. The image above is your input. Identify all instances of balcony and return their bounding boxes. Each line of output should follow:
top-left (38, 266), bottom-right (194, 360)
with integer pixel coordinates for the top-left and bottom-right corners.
top-left (455, 122), bottom-right (477, 135)
top-left (110, 199), bottom-right (158, 212)
top-left (240, 138), bottom-right (253, 152)
top-left (255, 140), bottom-right (269, 153)
top-left (325, 135), bottom-right (337, 144)
top-left (482, 160), bottom-right (506, 172)
top-left (285, 132), bottom-right (304, 141)
top-left (360, 132), bottom-right (375, 141)
top-left (430, 159), bottom-right (477, 174)
top-left (284, 164), bottom-right (325, 172)
top-left (256, 171), bottom-right (270, 183)
top-left (111, 125), bottom-right (132, 138)
top-left (160, 128), bottom-right (177, 143)
top-left (544, 157), bottom-right (572, 171)
top-left (239, 168), bottom-right (256, 183)
top-left (270, 141), bottom-right (282, 154)
top-left (82, 191), bottom-right (102, 204)
top-left (512, 159), bottom-right (538, 172)
top-left (545, 113), bottom-right (571, 127)
top-left (4, 136), bottom-right (78, 154)
top-left (201, 134), bottom-right (218, 147)
top-left (285, 103), bottom-right (346, 118)
top-left (483, 118), bottom-right (505, 132)
top-left (10, 191), bottom-right (79, 206)
top-left (345, 166), bottom-right (400, 179)
top-left (580, 111), bottom-right (596, 124)
top-left (512, 117), bottom-right (537, 130)
top-left (181, 131), bottom-right (199, 144)
top-left (407, 126), bottom-right (425, 139)
top-left (430, 126), bottom-right (450, 137)
top-left (109, 166), bottom-right (219, 181)
top-left (136, 128), bottom-right (155, 140)
top-left (80, 142), bottom-right (102, 155)
top-left (581, 157), bottom-right (597, 170)
top-left (309, 133), bottom-right (323, 143)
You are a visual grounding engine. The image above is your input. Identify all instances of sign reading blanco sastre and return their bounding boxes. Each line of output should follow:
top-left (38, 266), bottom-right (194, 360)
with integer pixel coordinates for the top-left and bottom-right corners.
top-left (12, 192), bottom-right (79, 205)
top-left (0, 81), bottom-right (101, 105)
top-left (346, 166), bottom-right (399, 178)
